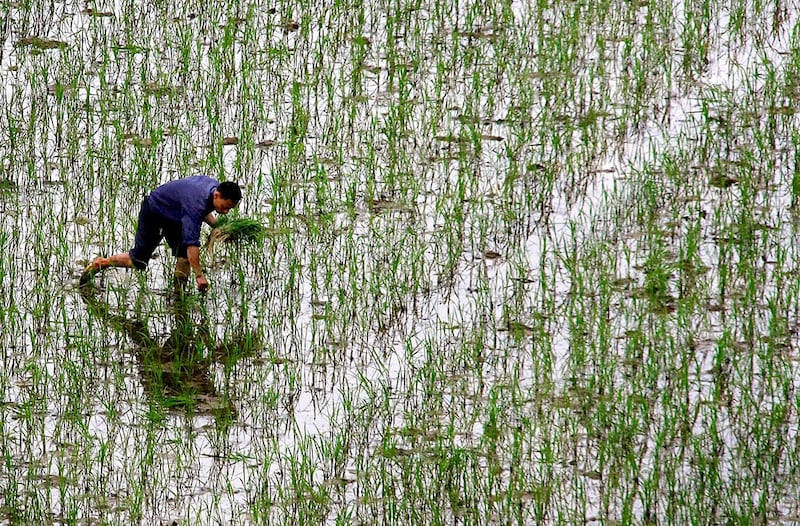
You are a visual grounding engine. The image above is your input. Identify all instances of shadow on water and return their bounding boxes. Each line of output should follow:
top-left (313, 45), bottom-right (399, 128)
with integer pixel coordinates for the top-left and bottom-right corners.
top-left (79, 281), bottom-right (257, 422)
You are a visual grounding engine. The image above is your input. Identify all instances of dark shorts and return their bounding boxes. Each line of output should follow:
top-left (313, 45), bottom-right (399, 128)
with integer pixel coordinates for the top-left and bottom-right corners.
top-left (128, 197), bottom-right (188, 270)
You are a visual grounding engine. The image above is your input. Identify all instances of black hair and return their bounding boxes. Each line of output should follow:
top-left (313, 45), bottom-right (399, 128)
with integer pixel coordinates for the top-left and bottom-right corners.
top-left (218, 181), bottom-right (242, 203)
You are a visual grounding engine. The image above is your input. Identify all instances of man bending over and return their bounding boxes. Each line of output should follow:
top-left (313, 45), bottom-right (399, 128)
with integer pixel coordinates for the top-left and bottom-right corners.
top-left (81, 176), bottom-right (242, 293)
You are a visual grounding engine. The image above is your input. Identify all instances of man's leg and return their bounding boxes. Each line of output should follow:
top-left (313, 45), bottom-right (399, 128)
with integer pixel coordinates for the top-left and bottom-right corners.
top-left (80, 253), bottom-right (136, 285)
top-left (173, 257), bottom-right (190, 293)
top-left (89, 253), bottom-right (135, 270)
top-left (81, 198), bottom-right (161, 285)
top-left (162, 220), bottom-right (192, 294)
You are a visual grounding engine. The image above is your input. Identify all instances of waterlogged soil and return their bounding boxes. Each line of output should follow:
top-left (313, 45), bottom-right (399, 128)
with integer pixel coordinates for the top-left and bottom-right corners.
top-left (1, 0), bottom-right (800, 524)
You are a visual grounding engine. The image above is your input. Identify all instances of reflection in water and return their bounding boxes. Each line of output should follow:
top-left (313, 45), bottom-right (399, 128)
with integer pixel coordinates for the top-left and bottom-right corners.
top-left (79, 282), bottom-right (255, 421)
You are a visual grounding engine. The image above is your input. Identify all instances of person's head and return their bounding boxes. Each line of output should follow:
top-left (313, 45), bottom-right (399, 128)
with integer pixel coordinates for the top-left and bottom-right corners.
top-left (213, 181), bottom-right (242, 215)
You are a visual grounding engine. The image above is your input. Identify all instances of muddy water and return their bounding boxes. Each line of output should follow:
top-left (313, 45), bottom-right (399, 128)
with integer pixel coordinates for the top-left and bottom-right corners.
top-left (1, 0), bottom-right (799, 524)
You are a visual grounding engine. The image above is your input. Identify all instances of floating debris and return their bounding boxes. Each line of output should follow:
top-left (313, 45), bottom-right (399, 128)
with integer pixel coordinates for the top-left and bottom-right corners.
top-left (127, 135), bottom-right (155, 148)
top-left (15, 37), bottom-right (68, 50)
top-left (434, 134), bottom-right (470, 144)
top-left (46, 83), bottom-right (71, 96)
top-left (144, 83), bottom-right (184, 97)
top-left (368, 197), bottom-right (414, 215)
top-left (81, 8), bottom-right (114, 17)
top-left (709, 173), bottom-right (739, 188)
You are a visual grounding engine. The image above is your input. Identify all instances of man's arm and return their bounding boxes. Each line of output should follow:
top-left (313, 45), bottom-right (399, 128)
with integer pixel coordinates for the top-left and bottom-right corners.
top-left (186, 245), bottom-right (208, 292)
top-left (204, 213), bottom-right (217, 227)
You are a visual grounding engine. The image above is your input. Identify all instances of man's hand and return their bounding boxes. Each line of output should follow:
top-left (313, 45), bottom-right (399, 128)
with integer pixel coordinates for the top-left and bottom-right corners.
top-left (196, 274), bottom-right (209, 293)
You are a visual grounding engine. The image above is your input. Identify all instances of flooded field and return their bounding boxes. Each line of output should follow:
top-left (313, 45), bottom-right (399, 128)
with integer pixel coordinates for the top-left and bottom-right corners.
top-left (2, 0), bottom-right (800, 524)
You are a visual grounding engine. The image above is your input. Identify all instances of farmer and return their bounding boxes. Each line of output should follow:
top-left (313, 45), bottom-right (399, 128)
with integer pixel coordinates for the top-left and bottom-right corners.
top-left (80, 175), bottom-right (242, 292)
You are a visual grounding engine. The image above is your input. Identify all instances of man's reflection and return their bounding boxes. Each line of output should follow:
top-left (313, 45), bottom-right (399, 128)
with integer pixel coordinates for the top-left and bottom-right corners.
top-left (80, 282), bottom-right (257, 420)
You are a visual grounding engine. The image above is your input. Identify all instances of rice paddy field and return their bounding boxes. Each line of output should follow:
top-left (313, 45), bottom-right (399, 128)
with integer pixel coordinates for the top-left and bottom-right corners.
top-left (2, 0), bottom-right (800, 524)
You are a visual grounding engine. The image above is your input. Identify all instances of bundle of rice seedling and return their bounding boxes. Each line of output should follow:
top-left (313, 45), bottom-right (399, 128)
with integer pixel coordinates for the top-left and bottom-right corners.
top-left (206, 215), bottom-right (267, 255)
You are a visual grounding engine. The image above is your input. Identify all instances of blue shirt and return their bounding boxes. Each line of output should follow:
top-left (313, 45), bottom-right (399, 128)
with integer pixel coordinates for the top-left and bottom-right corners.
top-left (148, 176), bottom-right (218, 248)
